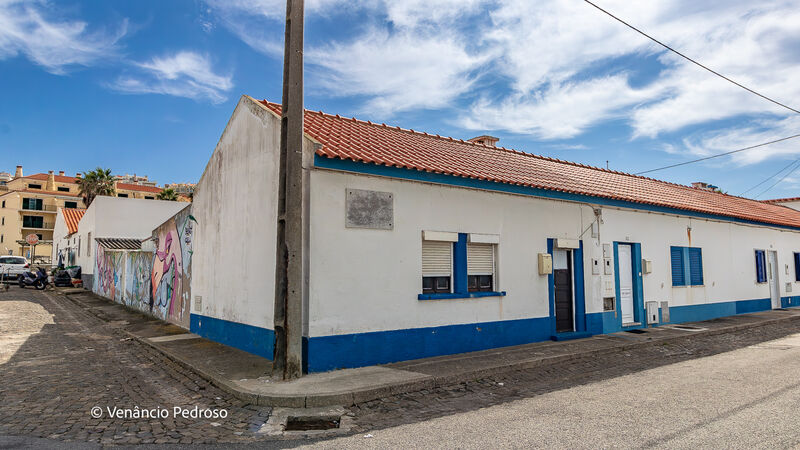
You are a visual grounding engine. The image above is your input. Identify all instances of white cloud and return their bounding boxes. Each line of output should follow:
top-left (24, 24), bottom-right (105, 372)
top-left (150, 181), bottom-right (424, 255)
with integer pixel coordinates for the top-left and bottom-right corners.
top-left (110, 51), bottom-right (233, 103)
top-left (0, 0), bottom-right (127, 74)
top-left (209, 0), bottom-right (800, 158)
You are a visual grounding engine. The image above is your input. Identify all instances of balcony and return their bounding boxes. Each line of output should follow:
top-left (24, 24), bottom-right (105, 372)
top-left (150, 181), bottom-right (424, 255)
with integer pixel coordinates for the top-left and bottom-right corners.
top-left (20, 204), bottom-right (58, 213)
top-left (21, 219), bottom-right (54, 230)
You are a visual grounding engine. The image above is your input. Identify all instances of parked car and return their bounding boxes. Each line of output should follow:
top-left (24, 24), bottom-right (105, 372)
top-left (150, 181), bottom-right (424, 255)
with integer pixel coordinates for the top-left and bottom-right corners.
top-left (0, 256), bottom-right (29, 280)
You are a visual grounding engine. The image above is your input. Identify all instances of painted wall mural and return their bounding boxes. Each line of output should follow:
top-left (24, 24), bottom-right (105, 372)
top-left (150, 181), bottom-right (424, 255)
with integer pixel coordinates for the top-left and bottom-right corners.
top-left (91, 206), bottom-right (195, 329)
top-left (151, 209), bottom-right (195, 329)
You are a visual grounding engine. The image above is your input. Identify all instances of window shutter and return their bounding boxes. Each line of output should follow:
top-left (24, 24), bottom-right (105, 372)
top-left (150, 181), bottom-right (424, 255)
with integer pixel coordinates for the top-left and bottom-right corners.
top-left (422, 240), bottom-right (452, 277)
top-left (755, 250), bottom-right (766, 283)
top-left (467, 243), bottom-right (494, 275)
top-left (688, 247), bottom-right (703, 285)
top-left (794, 252), bottom-right (800, 282)
top-left (670, 246), bottom-right (685, 286)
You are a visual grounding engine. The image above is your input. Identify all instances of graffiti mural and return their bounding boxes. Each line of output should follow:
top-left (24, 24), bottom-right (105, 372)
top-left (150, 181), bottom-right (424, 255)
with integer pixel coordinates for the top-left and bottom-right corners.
top-left (93, 245), bottom-right (125, 304)
top-left (90, 207), bottom-right (195, 329)
top-left (151, 208), bottom-right (195, 329)
top-left (124, 251), bottom-right (153, 312)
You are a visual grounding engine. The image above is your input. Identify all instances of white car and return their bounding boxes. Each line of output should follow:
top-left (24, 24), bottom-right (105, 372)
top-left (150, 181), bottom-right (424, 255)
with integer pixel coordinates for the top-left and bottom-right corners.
top-left (0, 256), bottom-right (29, 280)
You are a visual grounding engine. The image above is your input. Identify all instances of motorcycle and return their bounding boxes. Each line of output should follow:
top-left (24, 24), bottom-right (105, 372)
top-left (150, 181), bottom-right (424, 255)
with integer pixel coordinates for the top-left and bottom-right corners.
top-left (18, 267), bottom-right (49, 290)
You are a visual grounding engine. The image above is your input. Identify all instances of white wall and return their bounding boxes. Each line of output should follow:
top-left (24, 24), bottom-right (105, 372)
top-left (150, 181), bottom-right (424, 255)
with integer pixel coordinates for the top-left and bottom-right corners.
top-left (74, 196), bottom-right (186, 275)
top-left (307, 168), bottom-right (800, 337)
top-left (51, 208), bottom-right (69, 263)
top-left (772, 200), bottom-right (800, 211)
top-left (191, 96), bottom-right (281, 330)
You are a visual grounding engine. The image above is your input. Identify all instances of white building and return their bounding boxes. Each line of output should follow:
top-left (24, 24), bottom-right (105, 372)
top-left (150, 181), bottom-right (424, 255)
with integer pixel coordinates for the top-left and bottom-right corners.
top-left (764, 197), bottom-right (800, 211)
top-left (184, 96), bottom-right (800, 373)
top-left (52, 207), bottom-right (86, 267)
top-left (53, 196), bottom-right (186, 286)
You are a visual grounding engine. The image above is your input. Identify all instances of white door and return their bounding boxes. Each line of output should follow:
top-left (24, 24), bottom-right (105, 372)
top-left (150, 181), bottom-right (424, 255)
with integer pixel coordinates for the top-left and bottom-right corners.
top-left (618, 244), bottom-right (635, 324)
top-left (768, 251), bottom-right (780, 309)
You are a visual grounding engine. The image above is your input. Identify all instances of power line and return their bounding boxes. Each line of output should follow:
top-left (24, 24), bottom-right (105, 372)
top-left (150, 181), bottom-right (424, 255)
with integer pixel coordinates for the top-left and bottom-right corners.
top-left (755, 160), bottom-right (800, 198)
top-left (635, 133), bottom-right (800, 175)
top-left (740, 158), bottom-right (800, 196)
top-left (583, 0), bottom-right (800, 115)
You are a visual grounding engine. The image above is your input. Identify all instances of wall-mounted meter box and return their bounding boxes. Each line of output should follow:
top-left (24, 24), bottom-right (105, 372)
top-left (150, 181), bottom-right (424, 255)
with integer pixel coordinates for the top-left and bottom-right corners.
top-left (591, 258), bottom-right (601, 275)
top-left (646, 301), bottom-right (659, 324)
top-left (538, 253), bottom-right (553, 275)
top-left (642, 259), bottom-right (652, 274)
top-left (603, 257), bottom-right (613, 275)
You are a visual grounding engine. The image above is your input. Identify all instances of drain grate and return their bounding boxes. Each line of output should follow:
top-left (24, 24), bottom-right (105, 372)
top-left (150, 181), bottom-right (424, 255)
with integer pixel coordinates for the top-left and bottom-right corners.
top-left (284, 416), bottom-right (341, 431)
top-left (625, 329), bottom-right (647, 334)
top-left (671, 325), bottom-right (703, 331)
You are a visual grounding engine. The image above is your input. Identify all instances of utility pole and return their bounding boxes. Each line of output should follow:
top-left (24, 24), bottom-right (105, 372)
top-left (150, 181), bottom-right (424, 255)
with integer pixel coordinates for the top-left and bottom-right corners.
top-left (273, 0), bottom-right (305, 380)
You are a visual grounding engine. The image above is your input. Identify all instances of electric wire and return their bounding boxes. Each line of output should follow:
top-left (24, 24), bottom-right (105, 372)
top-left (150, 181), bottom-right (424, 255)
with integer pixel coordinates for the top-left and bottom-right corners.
top-left (740, 158), bottom-right (800, 196)
top-left (583, 0), bottom-right (800, 115)
top-left (634, 133), bottom-right (800, 175)
top-left (754, 160), bottom-right (800, 199)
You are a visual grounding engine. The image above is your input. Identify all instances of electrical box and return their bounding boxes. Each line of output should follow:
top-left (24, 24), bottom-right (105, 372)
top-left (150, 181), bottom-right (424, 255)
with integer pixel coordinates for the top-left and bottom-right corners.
top-left (602, 243), bottom-right (611, 258)
top-left (538, 253), bottom-right (552, 275)
top-left (642, 259), bottom-right (652, 274)
top-left (602, 279), bottom-right (615, 298)
top-left (603, 297), bottom-right (615, 311)
top-left (555, 238), bottom-right (580, 249)
top-left (591, 258), bottom-right (600, 275)
top-left (660, 301), bottom-right (670, 323)
top-left (603, 257), bottom-right (613, 275)
top-left (646, 301), bottom-right (659, 325)
top-left (787, 283), bottom-right (793, 293)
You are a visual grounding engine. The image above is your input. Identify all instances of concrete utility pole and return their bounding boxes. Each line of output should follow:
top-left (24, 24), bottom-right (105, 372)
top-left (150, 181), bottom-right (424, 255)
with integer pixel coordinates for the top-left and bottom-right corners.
top-left (273, 0), bottom-right (305, 380)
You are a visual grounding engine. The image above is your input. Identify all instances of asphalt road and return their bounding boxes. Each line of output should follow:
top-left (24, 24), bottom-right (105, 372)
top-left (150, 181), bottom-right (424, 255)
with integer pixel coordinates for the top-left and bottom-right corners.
top-left (309, 332), bottom-right (800, 449)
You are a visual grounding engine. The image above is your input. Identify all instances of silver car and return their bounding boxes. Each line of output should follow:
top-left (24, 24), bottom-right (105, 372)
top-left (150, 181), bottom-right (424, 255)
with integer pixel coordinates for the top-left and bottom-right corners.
top-left (0, 256), bottom-right (29, 280)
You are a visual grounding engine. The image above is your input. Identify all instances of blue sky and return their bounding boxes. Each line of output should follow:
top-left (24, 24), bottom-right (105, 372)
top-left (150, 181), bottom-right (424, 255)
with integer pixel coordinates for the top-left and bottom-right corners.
top-left (1, 0), bottom-right (800, 199)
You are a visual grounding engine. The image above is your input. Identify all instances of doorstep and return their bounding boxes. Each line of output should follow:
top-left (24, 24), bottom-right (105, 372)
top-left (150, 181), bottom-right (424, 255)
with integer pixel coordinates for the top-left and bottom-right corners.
top-left (56, 290), bottom-right (800, 408)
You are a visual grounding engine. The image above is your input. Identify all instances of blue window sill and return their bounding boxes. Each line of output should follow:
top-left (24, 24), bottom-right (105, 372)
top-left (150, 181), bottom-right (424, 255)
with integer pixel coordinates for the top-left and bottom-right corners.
top-left (418, 291), bottom-right (507, 301)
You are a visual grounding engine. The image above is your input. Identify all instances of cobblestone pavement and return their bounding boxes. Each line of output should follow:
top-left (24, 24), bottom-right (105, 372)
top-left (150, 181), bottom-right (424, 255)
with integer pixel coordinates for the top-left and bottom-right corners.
top-left (4, 287), bottom-right (800, 447)
top-left (0, 288), bottom-right (274, 446)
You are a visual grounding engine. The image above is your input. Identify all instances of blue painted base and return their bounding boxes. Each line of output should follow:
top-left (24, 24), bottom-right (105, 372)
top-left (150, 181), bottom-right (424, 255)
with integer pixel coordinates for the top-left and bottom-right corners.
top-left (782, 296), bottom-right (800, 308)
top-left (189, 314), bottom-right (274, 361)
top-left (188, 296), bottom-right (777, 373)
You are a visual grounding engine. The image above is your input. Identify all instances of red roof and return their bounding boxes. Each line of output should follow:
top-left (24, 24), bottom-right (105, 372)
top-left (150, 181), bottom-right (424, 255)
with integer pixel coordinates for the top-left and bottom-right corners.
top-left (763, 197), bottom-right (800, 204)
top-left (116, 182), bottom-right (162, 194)
top-left (259, 99), bottom-right (800, 229)
top-left (27, 173), bottom-right (78, 183)
top-left (61, 208), bottom-right (86, 235)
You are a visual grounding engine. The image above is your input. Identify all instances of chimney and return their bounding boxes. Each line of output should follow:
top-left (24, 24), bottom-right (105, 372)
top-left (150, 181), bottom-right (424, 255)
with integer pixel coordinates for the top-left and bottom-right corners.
top-left (58, 171), bottom-right (64, 176)
top-left (14, 165), bottom-right (22, 179)
top-left (467, 135), bottom-right (500, 147)
top-left (76, 172), bottom-right (82, 178)
top-left (692, 182), bottom-right (720, 192)
top-left (46, 170), bottom-right (56, 191)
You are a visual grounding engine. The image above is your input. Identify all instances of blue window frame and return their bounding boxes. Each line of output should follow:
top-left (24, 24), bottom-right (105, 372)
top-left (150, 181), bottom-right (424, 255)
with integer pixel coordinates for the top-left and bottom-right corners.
top-left (670, 246), bottom-right (703, 286)
top-left (755, 250), bottom-right (767, 283)
top-left (794, 252), bottom-right (800, 282)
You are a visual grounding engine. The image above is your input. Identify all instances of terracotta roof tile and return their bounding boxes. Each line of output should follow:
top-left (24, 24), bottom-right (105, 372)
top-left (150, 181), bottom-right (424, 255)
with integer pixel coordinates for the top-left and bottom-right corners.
top-left (260, 99), bottom-right (800, 229)
top-left (27, 173), bottom-right (78, 183)
top-left (116, 182), bottom-right (162, 194)
top-left (61, 208), bottom-right (85, 235)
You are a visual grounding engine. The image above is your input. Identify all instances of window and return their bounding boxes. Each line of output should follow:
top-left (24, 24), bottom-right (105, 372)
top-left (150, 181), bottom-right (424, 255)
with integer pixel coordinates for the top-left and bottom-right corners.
top-left (670, 246), bottom-right (704, 286)
top-left (0, 234), bottom-right (3, 243)
top-left (57, 187), bottom-right (69, 192)
top-left (1, 200), bottom-right (4, 208)
top-left (36, 234), bottom-right (43, 240)
top-left (78, 236), bottom-right (81, 257)
top-left (145, 196), bottom-right (154, 200)
top-left (118, 193), bottom-right (129, 198)
top-left (1, 217), bottom-right (3, 225)
top-left (794, 252), bottom-right (800, 282)
top-left (755, 250), bottom-right (767, 283)
top-left (422, 239), bottom-right (452, 294)
top-left (28, 183), bottom-right (42, 189)
top-left (87, 232), bottom-right (92, 256)
top-left (64, 201), bottom-right (77, 209)
top-left (22, 216), bottom-right (44, 228)
top-left (22, 198), bottom-right (43, 210)
top-left (467, 242), bottom-right (495, 292)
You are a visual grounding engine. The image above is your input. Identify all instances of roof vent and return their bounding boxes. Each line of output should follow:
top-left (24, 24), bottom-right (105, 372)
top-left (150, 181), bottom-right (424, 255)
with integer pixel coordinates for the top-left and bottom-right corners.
top-left (467, 135), bottom-right (499, 147)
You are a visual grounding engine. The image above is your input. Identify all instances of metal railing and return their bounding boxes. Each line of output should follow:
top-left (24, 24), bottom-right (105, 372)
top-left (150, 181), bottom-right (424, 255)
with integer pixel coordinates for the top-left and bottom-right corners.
top-left (21, 222), bottom-right (54, 230)
top-left (20, 204), bottom-right (58, 212)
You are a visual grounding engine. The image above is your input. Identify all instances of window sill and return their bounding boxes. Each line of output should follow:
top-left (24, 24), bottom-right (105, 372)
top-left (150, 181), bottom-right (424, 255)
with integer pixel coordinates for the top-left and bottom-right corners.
top-left (671, 284), bottom-right (704, 288)
top-left (418, 291), bottom-right (507, 301)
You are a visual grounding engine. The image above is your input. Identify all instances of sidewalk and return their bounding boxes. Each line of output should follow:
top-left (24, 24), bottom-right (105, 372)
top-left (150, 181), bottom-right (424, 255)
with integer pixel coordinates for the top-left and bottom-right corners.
top-left (59, 288), bottom-right (800, 408)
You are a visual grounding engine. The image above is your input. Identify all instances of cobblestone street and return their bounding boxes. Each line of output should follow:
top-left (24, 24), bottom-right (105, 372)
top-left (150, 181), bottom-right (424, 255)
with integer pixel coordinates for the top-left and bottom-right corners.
top-left (4, 287), bottom-right (800, 447)
top-left (0, 288), bottom-right (273, 446)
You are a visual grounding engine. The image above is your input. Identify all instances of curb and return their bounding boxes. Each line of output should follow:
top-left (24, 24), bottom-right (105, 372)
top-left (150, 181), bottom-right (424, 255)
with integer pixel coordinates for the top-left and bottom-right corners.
top-left (57, 291), bottom-right (800, 408)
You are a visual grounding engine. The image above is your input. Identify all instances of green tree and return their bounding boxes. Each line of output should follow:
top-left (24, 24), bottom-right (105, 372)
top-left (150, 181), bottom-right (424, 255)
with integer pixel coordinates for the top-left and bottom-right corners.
top-left (157, 188), bottom-right (178, 201)
top-left (76, 168), bottom-right (115, 207)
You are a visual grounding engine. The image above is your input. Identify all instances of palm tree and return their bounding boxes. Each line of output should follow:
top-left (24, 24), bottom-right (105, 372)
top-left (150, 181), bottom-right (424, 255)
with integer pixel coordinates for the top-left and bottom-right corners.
top-left (157, 188), bottom-right (178, 201)
top-left (76, 168), bottom-right (115, 207)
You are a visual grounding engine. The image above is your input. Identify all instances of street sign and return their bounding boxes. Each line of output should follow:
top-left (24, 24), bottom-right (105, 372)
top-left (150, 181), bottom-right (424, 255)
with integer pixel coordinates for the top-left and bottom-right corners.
top-left (25, 234), bottom-right (39, 245)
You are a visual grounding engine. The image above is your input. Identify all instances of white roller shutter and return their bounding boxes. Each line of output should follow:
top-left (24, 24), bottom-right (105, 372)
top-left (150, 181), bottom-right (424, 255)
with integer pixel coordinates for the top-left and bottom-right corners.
top-left (422, 240), bottom-right (452, 276)
top-left (467, 243), bottom-right (494, 275)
